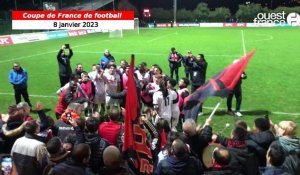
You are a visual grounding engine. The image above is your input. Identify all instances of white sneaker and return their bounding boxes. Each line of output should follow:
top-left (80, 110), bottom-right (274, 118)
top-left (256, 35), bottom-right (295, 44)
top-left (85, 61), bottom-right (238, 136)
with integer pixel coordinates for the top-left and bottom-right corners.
top-left (235, 111), bottom-right (243, 117)
top-left (198, 112), bottom-right (204, 116)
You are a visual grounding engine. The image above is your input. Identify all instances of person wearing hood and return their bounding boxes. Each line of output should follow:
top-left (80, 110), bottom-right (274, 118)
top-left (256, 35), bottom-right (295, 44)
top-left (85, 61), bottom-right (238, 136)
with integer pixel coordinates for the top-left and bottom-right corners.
top-left (0, 106), bottom-right (26, 154)
top-left (270, 120), bottom-right (300, 175)
top-left (69, 117), bottom-right (109, 174)
top-left (42, 136), bottom-right (71, 175)
top-left (155, 139), bottom-right (203, 175)
top-left (9, 62), bottom-right (32, 107)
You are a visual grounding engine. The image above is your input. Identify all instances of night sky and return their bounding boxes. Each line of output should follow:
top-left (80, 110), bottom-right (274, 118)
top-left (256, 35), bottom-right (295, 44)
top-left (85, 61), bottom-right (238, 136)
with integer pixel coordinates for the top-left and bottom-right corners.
top-left (0, 0), bottom-right (295, 13)
top-left (128, 0), bottom-right (293, 13)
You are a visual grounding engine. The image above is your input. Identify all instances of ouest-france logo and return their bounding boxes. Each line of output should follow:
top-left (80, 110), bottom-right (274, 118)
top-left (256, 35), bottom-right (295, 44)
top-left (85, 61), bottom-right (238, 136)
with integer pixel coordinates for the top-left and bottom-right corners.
top-left (253, 12), bottom-right (300, 26)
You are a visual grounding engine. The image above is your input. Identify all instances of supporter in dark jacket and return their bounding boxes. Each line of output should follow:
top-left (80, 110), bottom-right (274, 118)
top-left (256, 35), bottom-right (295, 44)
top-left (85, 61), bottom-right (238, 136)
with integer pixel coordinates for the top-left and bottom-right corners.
top-left (155, 139), bottom-right (204, 175)
top-left (101, 145), bottom-right (136, 175)
top-left (181, 118), bottom-right (212, 161)
top-left (57, 45), bottom-right (73, 87)
top-left (0, 106), bottom-right (26, 154)
top-left (48, 143), bottom-right (94, 175)
top-left (270, 120), bottom-right (300, 175)
top-left (191, 54), bottom-right (207, 93)
top-left (205, 147), bottom-right (239, 175)
top-left (214, 126), bottom-right (259, 175)
top-left (260, 144), bottom-right (291, 175)
top-left (182, 51), bottom-right (195, 81)
top-left (42, 137), bottom-right (70, 175)
top-left (246, 117), bottom-right (275, 167)
top-left (70, 117), bottom-right (109, 174)
top-left (168, 47), bottom-right (183, 82)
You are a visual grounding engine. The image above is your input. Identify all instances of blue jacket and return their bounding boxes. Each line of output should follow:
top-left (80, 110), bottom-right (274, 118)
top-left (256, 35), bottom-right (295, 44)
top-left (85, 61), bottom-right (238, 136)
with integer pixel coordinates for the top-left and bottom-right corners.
top-left (9, 68), bottom-right (28, 86)
top-left (99, 54), bottom-right (115, 69)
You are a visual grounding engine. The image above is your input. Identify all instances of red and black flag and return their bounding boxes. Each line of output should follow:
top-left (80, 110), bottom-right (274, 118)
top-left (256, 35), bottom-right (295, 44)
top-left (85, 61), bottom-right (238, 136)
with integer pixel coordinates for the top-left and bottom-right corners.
top-left (183, 49), bottom-right (256, 119)
top-left (123, 55), bottom-right (154, 175)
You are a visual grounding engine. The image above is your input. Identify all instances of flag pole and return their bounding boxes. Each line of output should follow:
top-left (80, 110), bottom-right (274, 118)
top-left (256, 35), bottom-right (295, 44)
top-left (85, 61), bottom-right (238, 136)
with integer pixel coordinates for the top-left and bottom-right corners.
top-left (208, 99), bottom-right (223, 120)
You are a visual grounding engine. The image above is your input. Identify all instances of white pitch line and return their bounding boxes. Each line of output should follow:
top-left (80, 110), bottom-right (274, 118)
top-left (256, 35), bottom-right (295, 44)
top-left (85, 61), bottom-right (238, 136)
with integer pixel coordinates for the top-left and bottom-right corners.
top-left (248, 34), bottom-right (274, 43)
top-left (76, 51), bottom-right (240, 58)
top-left (0, 92), bottom-right (57, 98)
top-left (0, 92), bottom-right (298, 116)
top-left (147, 32), bottom-right (178, 42)
top-left (203, 106), bottom-right (300, 116)
top-left (0, 40), bottom-right (111, 64)
top-left (241, 30), bottom-right (246, 56)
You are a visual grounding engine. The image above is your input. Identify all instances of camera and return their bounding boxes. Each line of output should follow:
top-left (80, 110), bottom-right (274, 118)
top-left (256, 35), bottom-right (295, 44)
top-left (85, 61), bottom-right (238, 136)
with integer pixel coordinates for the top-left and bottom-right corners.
top-left (66, 112), bottom-right (72, 121)
top-left (65, 44), bottom-right (70, 49)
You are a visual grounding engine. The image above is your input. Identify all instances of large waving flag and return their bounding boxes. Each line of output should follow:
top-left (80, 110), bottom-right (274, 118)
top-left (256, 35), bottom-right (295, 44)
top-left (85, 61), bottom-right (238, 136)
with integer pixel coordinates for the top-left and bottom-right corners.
top-left (123, 55), bottom-right (154, 175)
top-left (183, 49), bottom-right (256, 119)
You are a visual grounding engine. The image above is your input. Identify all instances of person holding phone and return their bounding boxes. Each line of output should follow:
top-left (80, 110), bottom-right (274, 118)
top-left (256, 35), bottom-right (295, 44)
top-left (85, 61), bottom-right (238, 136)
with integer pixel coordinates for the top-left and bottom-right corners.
top-left (57, 44), bottom-right (73, 87)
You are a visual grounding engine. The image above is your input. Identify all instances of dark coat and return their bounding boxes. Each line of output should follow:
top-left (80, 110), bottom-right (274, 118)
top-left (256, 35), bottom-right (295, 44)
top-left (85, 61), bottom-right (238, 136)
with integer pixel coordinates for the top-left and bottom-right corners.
top-left (183, 56), bottom-right (195, 73)
top-left (260, 166), bottom-right (291, 175)
top-left (57, 49), bottom-right (73, 77)
top-left (205, 166), bottom-right (241, 175)
top-left (191, 59), bottom-right (207, 86)
top-left (168, 52), bottom-right (183, 69)
top-left (0, 121), bottom-right (25, 154)
top-left (216, 136), bottom-right (260, 175)
top-left (271, 139), bottom-right (300, 175)
top-left (155, 155), bottom-right (204, 175)
top-left (48, 160), bottom-right (94, 175)
top-left (85, 133), bottom-right (109, 173)
top-left (182, 126), bottom-right (212, 160)
top-left (246, 130), bottom-right (275, 167)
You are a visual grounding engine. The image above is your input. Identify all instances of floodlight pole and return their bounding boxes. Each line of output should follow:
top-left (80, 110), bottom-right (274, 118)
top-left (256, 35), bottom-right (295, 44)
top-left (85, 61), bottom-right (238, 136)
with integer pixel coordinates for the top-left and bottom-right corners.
top-left (14, 0), bottom-right (18, 10)
top-left (90, 0), bottom-right (93, 10)
top-left (173, 0), bottom-right (177, 24)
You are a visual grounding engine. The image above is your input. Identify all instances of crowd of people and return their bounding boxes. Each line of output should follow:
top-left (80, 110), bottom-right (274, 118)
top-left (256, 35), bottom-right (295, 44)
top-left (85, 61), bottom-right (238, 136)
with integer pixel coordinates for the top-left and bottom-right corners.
top-left (0, 45), bottom-right (299, 175)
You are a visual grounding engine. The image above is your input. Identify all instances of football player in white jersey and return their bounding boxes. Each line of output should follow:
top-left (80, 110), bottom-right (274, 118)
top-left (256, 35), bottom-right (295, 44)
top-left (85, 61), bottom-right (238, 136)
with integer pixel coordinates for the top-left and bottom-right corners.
top-left (153, 80), bottom-right (177, 127)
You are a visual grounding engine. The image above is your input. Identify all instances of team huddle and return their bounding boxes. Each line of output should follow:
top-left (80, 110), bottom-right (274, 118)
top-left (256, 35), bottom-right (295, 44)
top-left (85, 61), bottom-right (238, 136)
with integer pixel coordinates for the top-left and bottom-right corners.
top-left (1, 45), bottom-right (299, 175)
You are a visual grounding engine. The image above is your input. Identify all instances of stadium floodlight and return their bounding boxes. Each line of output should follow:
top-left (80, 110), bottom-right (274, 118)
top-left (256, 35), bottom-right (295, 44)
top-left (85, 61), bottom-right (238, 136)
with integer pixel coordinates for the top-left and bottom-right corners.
top-left (173, 0), bottom-right (177, 24)
top-left (43, 2), bottom-right (59, 10)
top-left (143, 9), bottom-right (151, 17)
top-left (143, 9), bottom-right (151, 23)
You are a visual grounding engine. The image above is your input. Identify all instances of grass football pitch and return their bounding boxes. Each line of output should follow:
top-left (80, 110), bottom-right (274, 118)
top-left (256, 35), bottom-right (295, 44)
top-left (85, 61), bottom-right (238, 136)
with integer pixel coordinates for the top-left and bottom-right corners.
top-left (0, 27), bottom-right (299, 137)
